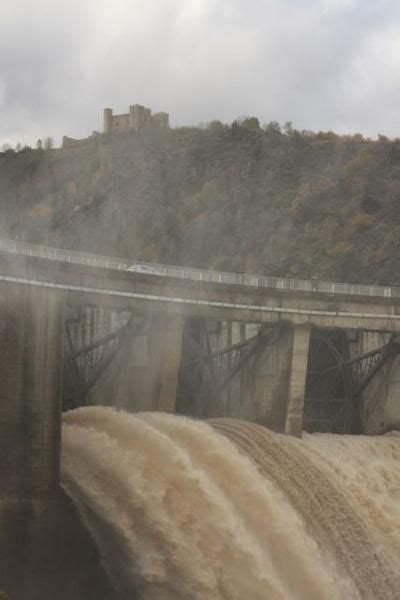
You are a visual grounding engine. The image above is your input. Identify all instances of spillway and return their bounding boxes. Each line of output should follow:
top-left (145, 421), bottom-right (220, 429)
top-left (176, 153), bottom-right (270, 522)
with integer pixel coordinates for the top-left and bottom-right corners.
top-left (61, 408), bottom-right (400, 599)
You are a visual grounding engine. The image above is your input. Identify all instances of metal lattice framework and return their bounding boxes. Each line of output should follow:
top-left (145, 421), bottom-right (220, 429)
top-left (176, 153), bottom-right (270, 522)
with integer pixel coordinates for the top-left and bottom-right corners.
top-left (178, 321), bottom-right (282, 411)
top-left (348, 340), bottom-right (400, 397)
top-left (64, 310), bottom-right (148, 409)
top-left (210, 334), bottom-right (266, 395)
top-left (304, 333), bottom-right (353, 432)
top-left (304, 332), bottom-right (400, 433)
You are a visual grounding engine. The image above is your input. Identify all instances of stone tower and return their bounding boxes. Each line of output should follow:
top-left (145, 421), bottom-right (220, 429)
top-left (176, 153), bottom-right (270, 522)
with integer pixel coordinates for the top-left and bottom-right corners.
top-left (103, 108), bottom-right (113, 134)
top-left (128, 105), bottom-right (152, 130)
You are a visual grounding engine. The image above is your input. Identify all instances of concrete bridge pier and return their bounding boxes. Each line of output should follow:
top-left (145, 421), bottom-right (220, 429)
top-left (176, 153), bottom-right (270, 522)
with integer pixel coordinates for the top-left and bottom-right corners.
top-left (156, 314), bottom-right (185, 413)
top-left (0, 283), bottom-right (64, 593)
top-left (284, 325), bottom-right (311, 436)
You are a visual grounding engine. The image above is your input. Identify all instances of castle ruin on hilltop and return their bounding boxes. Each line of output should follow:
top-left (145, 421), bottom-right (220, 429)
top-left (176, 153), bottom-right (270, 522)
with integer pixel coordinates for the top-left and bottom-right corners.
top-left (103, 105), bottom-right (169, 134)
top-left (62, 104), bottom-right (169, 148)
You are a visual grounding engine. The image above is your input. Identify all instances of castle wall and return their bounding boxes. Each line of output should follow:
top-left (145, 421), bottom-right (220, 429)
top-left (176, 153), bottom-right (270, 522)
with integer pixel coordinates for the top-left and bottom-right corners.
top-left (153, 112), bottom-right (170, 128)
top-left (102, 104), bottom-right (170, 134)
top-left (111, 114), bottom-right (130, 132)
top-left (62, 135), bottom-right (98, 149)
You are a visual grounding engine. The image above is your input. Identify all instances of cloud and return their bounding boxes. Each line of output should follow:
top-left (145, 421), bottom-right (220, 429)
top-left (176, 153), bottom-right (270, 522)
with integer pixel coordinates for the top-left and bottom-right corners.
top-left (1, 0), bottom-right (400, 146)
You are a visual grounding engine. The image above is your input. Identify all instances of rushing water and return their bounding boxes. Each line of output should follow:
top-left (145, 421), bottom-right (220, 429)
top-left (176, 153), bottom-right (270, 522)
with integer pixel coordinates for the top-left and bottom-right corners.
top-left (61, 408), bottom-right (400, 599)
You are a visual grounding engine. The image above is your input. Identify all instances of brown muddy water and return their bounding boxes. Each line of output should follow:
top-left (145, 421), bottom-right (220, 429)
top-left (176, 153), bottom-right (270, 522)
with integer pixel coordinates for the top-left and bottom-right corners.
top-left (62, 408), bottom-right (400, 599)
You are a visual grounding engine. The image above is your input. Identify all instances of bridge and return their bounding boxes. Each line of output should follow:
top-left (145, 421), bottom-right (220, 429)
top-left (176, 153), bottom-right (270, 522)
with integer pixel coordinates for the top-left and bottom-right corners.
top-left (1, 236), bottom-right (400, 331)
top-left (1, 236), bottom-right (400, 559)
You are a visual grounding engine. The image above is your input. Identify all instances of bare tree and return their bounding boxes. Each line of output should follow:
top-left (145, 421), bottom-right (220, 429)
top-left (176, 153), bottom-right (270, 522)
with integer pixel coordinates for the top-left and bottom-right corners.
top-left (44, 136), bottom-right (54, 150)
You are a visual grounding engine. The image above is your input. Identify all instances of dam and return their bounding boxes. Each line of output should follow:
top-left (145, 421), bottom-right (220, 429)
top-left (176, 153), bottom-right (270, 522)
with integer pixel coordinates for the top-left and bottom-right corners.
top-left (0, 238), bottom-right (400, 598)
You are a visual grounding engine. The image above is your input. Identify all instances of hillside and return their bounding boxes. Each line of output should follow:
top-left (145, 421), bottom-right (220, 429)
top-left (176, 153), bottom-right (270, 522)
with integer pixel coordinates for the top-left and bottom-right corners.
top-left (1, 122), bottom-right (400, 285)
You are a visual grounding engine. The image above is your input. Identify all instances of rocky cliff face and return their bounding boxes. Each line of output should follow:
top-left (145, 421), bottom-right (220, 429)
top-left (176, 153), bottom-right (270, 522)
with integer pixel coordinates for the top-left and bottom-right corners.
top-left (1, 124), bottom-right (400, 284)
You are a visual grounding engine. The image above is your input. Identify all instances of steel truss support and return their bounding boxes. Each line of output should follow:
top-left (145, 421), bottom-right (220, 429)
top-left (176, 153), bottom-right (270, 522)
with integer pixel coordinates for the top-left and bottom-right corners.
top-left (64, 310), bottom-right (148, 409)
top-left (305, 331), bottom-right (400, 433)
top-left (348, 337), bottom-right (400, 398)
top-left (178, 320), bottom-right (282, 410)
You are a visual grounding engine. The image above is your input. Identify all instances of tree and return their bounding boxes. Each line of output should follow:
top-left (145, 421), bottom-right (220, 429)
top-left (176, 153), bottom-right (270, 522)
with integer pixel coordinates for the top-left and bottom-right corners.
top-left (230, 120), bottom-right (241, 136)
top-left (315, 130), bottom-right (338, 141)
top-left (283, 121), bottom-right (294, 135)
top-left (208, 120), bottom-right (225, 135)
top-left (377, 134), bottom-right (389, 143)
top-left (240, 116), bottom-right (261, 132)
top-left (264, 120), bottom-right (281, 134)
top-left (44, 136), bottom-right (54, 150)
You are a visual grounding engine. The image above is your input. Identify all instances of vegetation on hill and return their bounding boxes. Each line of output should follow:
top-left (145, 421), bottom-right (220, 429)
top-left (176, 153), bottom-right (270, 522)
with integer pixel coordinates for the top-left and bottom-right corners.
top-left (1, 120), bottom-right (400, 285)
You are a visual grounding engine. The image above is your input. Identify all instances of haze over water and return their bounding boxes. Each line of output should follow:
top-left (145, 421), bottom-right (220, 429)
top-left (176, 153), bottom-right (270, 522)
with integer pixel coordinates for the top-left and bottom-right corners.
top-left (62, 408), bottom-right (400, 599)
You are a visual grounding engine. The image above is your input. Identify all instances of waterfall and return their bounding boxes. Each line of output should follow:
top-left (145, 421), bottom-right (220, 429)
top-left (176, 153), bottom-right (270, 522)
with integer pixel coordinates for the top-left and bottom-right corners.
top-left (62, 408), bottom-right (400, 599)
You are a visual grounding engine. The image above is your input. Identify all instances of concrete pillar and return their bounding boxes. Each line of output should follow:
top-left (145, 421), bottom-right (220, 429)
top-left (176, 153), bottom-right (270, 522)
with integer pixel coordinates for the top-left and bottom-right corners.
top-left (157, 315), bottom-right (185, 413)
top-left (284, 325), bottom-right (311, 436)
top-left (241, 324), bottom-right (293, 430)
top-left (0, 283), bottom-right (64, 579)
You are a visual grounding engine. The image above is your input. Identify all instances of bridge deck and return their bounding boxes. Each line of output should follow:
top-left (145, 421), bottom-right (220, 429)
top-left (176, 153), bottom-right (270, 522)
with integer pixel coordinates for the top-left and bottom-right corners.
top-left (0, 237), bottom-right (397, 300)
top-left (1, 238), bottom-right (400, 331)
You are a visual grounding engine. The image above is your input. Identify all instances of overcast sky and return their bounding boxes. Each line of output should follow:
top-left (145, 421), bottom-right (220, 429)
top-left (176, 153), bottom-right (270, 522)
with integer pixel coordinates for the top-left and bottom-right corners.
top-left (1, 0), bottom-right (400, 146)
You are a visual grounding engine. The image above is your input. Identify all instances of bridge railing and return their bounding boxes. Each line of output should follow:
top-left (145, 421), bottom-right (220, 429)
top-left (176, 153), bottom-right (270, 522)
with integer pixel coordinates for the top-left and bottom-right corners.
top-left (0, 237), bottom-right (397, 300)
top-left (0, 238), bottom-right (131, 271)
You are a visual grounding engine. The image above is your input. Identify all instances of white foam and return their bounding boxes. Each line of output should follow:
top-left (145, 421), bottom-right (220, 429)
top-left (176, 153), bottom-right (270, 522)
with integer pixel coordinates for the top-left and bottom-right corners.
top-left (61, 408), bottom-right (400, 599)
